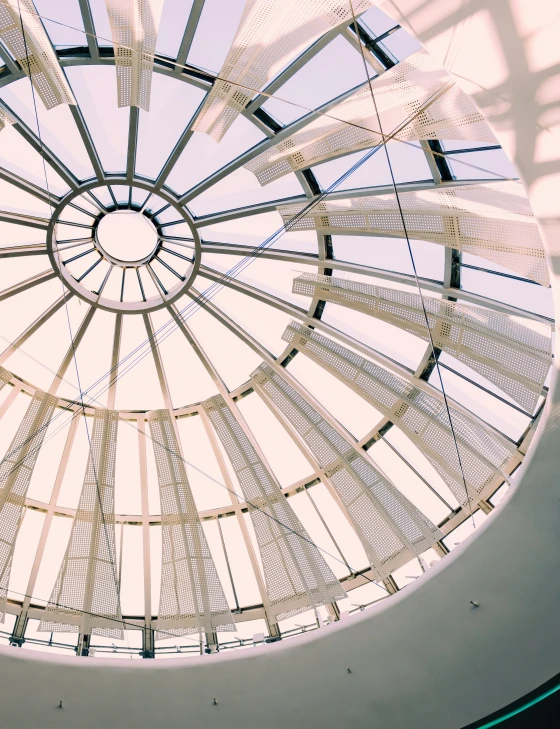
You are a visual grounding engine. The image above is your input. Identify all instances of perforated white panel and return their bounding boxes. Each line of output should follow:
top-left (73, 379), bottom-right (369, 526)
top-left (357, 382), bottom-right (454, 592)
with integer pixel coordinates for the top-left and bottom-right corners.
top-left (293, 273), bottom-right (552, 413)
top-left (0, 367), bottom-right (10, 390)
top-left (250, 364), bottom-right (442, 580)
top-left (105, 0), bottom-right (164, 111)
top-left (0, 0), bottom-right (76, 109)
top-left (193, 0), bottom-right (376, 141)
top-left (0, 108), bottom-right (14, 132)
top-left (282, 322), bottom-right (517, 509)
top-left (279, 181), bottom-right (549, 286)
top-left (148, 408), bottom-right (234, 638)
top-left (40, 410), bottom-right (123, 637)
top-left (245, 49), bottom-right (495, 185)
top-left (0, 390), bottom-right (57, 622)
top-left (203, 395), bottom-right (345, 621)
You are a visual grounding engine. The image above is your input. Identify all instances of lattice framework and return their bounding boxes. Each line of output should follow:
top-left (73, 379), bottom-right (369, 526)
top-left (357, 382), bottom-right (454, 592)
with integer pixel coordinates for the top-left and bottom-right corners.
top-left (105, 0), bottom-right (164, 111)
top-left (278, 181), bottom-right (549, 286)
top-left (203, 394), bottom-right (345, 621)
top-left (245, 49), bottom-right (495, 185)
top-left (251, 363), bottom-right (442, 580)
top-left (40, 409), bottom-right (123, 637)
top-left (148, 408), bottom-right (234, 638)
top-left (0, 390), bottom-right (57, 621)
top-left (193, 0), bottom-right (376, 141)
top-left (293, 273), bottom-right (552, 412)
top-left (282, 322), bottom-right (517, 509)
top-left (0, 0), bottom-right (76, 109)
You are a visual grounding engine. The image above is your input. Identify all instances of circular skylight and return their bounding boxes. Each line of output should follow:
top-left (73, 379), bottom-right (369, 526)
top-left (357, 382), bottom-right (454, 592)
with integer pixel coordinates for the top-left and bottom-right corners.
top-left (0, 0), bottom-right (552, 660)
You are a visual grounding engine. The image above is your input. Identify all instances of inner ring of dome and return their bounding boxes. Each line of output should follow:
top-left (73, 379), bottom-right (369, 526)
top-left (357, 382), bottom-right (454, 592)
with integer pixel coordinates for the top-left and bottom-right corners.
top-left (95, 210), bottom-right (159, 265)
top-left (47, 179), bottom-right (202, 315)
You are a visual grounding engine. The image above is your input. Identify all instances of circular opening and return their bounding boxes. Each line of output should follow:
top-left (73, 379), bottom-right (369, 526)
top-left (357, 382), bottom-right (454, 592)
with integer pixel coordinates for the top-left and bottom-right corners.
top-left (97, 211), bottom-right (158, 263)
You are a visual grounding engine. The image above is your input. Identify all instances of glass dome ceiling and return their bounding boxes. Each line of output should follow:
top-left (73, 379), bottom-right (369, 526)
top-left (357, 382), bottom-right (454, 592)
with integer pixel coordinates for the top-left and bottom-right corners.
top-left (0, 0), bottom-right (552, 659)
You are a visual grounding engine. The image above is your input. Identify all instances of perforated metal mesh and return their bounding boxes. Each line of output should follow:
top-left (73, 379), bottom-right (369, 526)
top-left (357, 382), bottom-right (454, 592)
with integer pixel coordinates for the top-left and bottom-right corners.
top-left (148, 408), bottom-right (234, 638)
top-left (0, 367), bottom-right (11, 390)
top-left (282, 322), bottom-right (517, 508)
top-left (293, 273), bottom-right (552, 413)
top-left (250, 364), bottom-right (442, 580)
top-left (40, 410), bottom-right (123, 637)
top-left (278, 180), bottom-right (548, 286)
top-left (106, 0), bottom-right (164, 111)
top-left (0, 390), bottom-right (57, 621)
top-left (245, 49), bottom-right (495, 185)
top-left (203, 395), bottom-right (345, 621)
top-left (0, 108), bottom-right (14, 132)
top-left (193, 0), bottom-right (376, 141)
top-left (0, 0), bottom-right (76, 109)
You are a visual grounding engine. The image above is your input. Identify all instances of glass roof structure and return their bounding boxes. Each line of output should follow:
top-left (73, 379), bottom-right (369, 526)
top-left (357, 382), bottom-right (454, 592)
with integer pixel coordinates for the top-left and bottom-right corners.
top-left (0, 0), bottom-right (552, 660)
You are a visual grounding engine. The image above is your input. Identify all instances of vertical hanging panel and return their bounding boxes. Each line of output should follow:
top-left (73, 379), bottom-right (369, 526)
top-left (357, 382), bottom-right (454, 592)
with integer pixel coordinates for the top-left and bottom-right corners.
top-left (283, 322), bottom-right (517, 508)
top-left (0, 108), bottom-right (14, 132)
top-left (244, 49), bottom-right (495, 185)
top-left (40, 410), bottom-right (123, 637)
top-left (0, 367), bottom-right (11, 391)
top-left (203, 395), bottom-right (345, 621)
top-left (106, 0), bottom-right (165, 111)
top-left (0, 390), bottom-right (57, 621)
top-left (147, 408), bottom-right (234, 638)
top-left (250, 365), bottom-right (442, 581)
top-left (193, 0), bottom-right (376, 141)
top-left (0, 0), bottom-right (76, 109)
top-left (278, 181), bottom-right (548, 286)
top-left (292, 273), bottom-right (552, 412)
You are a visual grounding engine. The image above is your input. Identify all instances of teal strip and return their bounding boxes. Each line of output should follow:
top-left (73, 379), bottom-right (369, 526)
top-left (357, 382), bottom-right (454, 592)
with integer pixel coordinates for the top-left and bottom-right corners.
top-left (477, 682), bottom-right (560, 728)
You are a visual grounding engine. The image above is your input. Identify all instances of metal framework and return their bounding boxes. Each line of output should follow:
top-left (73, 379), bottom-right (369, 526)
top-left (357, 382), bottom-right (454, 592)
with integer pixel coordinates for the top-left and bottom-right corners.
top-left (244, 49), bottom-right (496, 186)
top-left (277, 180), bottom-right (549, 286)
top-left (193, 0), bottom-right (376, 141)
top-left (203, 394), bottom-right (345, 621)
top-left (282, 322), bottom-right (517, 508)
top-left (0, 0), bottom-right (550, 655)
top-left (251, 363), bottom-right (443, 580)
top-left (0, 0), bottom-right (75, 109)
top-left (105, 0), bottom-right (164, 111)
top-left (292, 273), bottom-right (552, 412)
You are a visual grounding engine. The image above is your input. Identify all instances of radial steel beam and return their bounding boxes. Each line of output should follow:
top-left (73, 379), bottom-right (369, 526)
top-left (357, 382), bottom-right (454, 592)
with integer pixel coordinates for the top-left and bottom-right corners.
top-left (0, 166), bottom-right (59, 205)
top-left (192, 179), bottom-right (490, 228)
top-left (153, 98), bottom-right (206, 190)
top-left (0, 244), bottom-right (48, 258)
top-left (0, 102), bottom-right (79, 191)
top-left (174, 0), bottom-right (206, 73)
top-left (69, 104), bottom-right (104, 182)
top-left (126, 106), bottom-right (139, 184)
top-left (0, 210), bottom-right (49, 229)
top-left (0, 270), bottom-right (57, 303)
top-left (78, 0), bottom-right (99, 61)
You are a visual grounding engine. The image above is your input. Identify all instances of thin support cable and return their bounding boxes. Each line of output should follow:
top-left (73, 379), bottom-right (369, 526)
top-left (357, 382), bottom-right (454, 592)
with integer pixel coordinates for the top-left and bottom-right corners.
top-left (348, 0), bottom-right (476, 526)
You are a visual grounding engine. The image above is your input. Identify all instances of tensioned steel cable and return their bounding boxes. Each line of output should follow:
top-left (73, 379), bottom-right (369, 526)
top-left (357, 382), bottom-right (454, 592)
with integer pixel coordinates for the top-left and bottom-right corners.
top-left (0, 0), bottom-right (515, 183)
top-left (13, 0), bottom-right (127, 643)
top-left (348, 0), bottom-right (476, 526)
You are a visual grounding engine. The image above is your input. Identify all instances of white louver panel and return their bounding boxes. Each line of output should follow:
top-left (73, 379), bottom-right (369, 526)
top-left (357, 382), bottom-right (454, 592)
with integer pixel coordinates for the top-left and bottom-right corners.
top-left (105, 0), bottom-right (164, 111)
top-left (279, 181), bottom-right (548, 286)
top-left (245, 49), bottom-right (495, 185)
top-left (0, 390), bottom-right (57, 621)
top-left (0, 0), bottom-right (76, 109)
top-left (0, 367), bottom-right (11, 390)
top-left (283, 322), bottom-right (517, 508)
top-left (293, 273), bottom-right (552, 413)
top-left (250, 364), bottom-right (442, 581)
top-left (0, 108), bottom-right (14, 132)
top-left (193, 0), bottom-right (377, 141)
top-left (203, 395), bottom-right (345, 621)
top-left (148, 408), bottom-right (234, 638)
top-left (40, 410), bottom-right (122, 637)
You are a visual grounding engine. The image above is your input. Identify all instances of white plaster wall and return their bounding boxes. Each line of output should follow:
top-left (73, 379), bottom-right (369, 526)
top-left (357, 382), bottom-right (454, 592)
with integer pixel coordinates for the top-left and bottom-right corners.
top-left (0, 2), bottom-right (559, 727)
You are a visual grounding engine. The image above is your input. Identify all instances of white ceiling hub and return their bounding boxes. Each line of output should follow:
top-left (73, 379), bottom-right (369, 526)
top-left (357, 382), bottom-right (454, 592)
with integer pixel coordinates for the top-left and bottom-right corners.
top-left (96, 210), bottom-right (158, 265)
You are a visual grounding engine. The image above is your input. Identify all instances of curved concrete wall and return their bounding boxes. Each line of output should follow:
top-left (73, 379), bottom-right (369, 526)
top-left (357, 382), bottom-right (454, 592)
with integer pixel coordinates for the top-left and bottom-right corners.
top-left (0, 2), bottom-right (559, 728)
